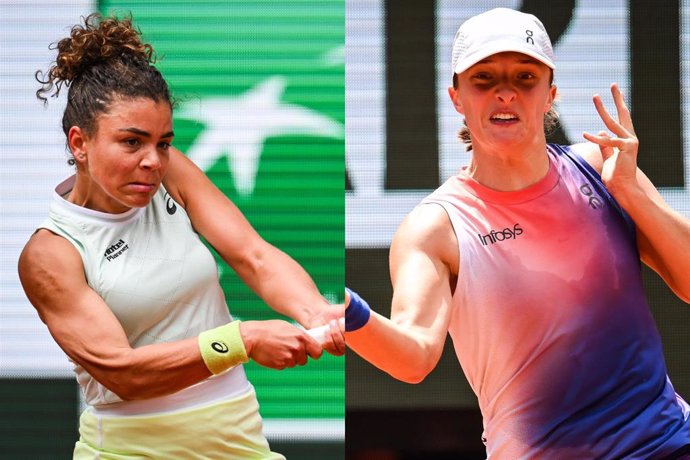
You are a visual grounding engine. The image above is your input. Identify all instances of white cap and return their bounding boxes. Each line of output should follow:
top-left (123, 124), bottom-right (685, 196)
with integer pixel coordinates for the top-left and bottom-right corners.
top-left (451, 8), bottom-right (555, 75)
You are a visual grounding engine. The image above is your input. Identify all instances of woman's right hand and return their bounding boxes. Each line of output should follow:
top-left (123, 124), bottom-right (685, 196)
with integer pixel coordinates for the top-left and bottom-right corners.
top-left (240, 320), bottom-right (323, 369)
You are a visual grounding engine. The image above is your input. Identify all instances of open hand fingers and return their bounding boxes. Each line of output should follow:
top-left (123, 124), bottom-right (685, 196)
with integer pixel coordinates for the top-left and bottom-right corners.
top-left (591, 84), bottom-right (635, 139)
top-left (610, 83), bottom-right (635, 135)
top-left (592, 94), bottom-right (630, 139)
top-left (582, 131), bottom-right (617, 160)
top-left (585, 83), bottom-right (639, 161)
top-left (582, 130), bottom-right (618, 147)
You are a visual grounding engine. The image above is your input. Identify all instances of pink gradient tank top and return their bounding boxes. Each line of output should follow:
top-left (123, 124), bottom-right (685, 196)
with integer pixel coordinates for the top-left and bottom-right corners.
top-left (421, 144), bottom-right (690, 459)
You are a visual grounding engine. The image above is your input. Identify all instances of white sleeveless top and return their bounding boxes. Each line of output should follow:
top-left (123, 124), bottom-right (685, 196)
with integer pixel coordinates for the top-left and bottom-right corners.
top-left (39, 176), bottom-right (250, 411)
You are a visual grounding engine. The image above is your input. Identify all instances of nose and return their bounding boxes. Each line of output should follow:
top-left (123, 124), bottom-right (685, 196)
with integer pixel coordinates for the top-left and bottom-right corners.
top-left (495, 83), bottom-right (517, 103)
top-left (140, 147), bottom-right (162, 171)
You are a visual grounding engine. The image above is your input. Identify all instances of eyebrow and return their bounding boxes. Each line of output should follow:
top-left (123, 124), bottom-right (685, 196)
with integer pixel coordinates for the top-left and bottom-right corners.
top-left (118, 127), bottom-right (175, 138)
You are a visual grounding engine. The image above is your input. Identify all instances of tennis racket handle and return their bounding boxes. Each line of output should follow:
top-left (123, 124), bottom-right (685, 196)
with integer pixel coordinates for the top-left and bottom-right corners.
top-left (305, 318), bottom-right (345, 345)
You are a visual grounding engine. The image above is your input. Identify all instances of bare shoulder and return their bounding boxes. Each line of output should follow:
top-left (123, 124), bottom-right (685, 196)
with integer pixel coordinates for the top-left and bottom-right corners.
top-left (161, 146), bottom-right (207, 209)
top-left (162, 146), bottom-right (231, 217)
top-left (18, 230), bottom-right (85, 314)
top-left (19, 229), bottom-right (82, 272)
top-left (161, 147), bottom-right (188, 207)
top-left (391, 203), bottom-right (459, 275)
top-left (570, 142), bottom-right (603, 173)
top-left (395, 203), bottom-right (455, 241)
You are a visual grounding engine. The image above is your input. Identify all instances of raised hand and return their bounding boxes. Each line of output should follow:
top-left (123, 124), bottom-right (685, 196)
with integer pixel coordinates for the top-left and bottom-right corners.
top-left (240, 320), bottom-right (323, 369)
top-left (582, 83), bottom-right (640, 199)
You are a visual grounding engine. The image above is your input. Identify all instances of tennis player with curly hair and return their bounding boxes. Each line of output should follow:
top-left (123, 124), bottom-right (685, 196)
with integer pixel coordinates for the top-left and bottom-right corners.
top-left (19, 13), bottom-right (343, 459)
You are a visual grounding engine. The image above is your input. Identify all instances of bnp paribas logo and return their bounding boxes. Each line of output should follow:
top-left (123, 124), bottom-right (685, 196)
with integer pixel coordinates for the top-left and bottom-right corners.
top-left (102, 3), bottom-right (344, 200)
top-left (177, 75), bottom-right (343, 196)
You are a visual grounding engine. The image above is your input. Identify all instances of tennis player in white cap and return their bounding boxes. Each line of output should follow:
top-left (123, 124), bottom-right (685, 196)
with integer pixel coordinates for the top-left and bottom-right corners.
top-left (346, 8), bottom-right (690, 458)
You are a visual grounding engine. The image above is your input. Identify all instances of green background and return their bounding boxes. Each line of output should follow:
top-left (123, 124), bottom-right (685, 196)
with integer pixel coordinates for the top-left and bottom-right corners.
top-left (99, 0), bottom-right (345, 420)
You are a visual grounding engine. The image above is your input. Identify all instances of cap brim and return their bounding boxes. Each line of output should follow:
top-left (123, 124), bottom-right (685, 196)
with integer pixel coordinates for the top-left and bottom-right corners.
top-left (453, 40), bottom-right (555, 75)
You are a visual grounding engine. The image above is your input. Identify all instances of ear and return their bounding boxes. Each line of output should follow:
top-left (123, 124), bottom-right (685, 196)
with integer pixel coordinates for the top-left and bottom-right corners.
top-left (448, 86), bottom-right (464, 115)
top-left (68, 126), bottom-right (89, 165)
top-left (544, 84), bottom-right (557, 112)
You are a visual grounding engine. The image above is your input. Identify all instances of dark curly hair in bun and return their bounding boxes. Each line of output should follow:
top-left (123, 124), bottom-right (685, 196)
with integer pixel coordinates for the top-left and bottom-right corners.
top-left (36, 13), bottom-right (173, 160)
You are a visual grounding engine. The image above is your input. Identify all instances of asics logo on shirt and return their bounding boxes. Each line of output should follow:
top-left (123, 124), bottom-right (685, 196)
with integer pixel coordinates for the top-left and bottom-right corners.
top-left (478, 224), bottom-right (523, 246)
top-left (103, 239), bottom-right (129, 261)
top-left (165, 192), bottom-right (177, 215)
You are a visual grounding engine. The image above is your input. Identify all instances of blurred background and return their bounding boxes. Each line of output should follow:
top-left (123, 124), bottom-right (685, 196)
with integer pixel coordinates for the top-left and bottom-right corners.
top-left (346, 0), bottom-right (690, 458)
top-left (0, 1), bottom-right (344, 458)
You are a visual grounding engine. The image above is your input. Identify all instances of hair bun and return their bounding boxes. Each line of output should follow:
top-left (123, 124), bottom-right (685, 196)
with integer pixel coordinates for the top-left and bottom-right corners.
top-left (37, 13), bottom-right (155, 102)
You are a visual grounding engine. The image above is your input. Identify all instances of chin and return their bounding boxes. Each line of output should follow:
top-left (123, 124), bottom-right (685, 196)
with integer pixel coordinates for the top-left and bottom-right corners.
top-left (123, 193), bottom-right (156, 209)
top-left (130, 197), bottom-right (155, 209)
top-left (486, 137), bottom-right (524, 150)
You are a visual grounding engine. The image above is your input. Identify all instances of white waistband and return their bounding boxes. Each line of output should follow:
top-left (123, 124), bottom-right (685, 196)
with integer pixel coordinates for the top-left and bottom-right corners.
top-left (89, 365), bottom-right (251, 417)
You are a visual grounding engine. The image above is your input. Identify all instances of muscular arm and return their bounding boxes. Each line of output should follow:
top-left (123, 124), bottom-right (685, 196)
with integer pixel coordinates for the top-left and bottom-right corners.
top-left (19, 231), bottom-right (211, 401)
top-left (163, 148), bottom-right (343, 348)
top-left (346, 204), bottom-right (457, 383)
top-left (19, 230), bottom-right (321, 400)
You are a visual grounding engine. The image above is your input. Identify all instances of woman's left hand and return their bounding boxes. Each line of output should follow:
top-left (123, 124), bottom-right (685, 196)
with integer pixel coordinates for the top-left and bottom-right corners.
top-left (305, 304), bottom-right (345, 356)
top-left (583, 83), bottom-right (640, 198)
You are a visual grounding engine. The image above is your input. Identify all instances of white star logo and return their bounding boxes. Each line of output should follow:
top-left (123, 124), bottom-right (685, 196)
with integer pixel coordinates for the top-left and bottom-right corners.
top-left (177, 77), bottom-right (343, 195)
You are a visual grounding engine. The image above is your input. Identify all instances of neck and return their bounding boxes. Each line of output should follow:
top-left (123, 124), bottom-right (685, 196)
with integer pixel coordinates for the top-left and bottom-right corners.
top-left (68, 172), bottom-right (130, 214)
top-left (466, 138), bottom-right (550, 192)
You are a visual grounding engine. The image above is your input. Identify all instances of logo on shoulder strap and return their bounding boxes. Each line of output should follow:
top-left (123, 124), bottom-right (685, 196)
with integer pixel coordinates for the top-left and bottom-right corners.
top-left (579, 184), bottom-right (603, 209)
top-left (164, 192), bottom-right (177, 215)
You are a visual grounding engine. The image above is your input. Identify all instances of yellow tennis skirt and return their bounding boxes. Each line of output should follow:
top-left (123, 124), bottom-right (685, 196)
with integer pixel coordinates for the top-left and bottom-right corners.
top-left (73, 388), bottom-right (285, 459)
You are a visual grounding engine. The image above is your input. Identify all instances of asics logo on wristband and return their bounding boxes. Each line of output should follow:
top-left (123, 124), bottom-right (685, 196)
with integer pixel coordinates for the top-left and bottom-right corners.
top-left (211, 341), bottom-right (229, 353)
